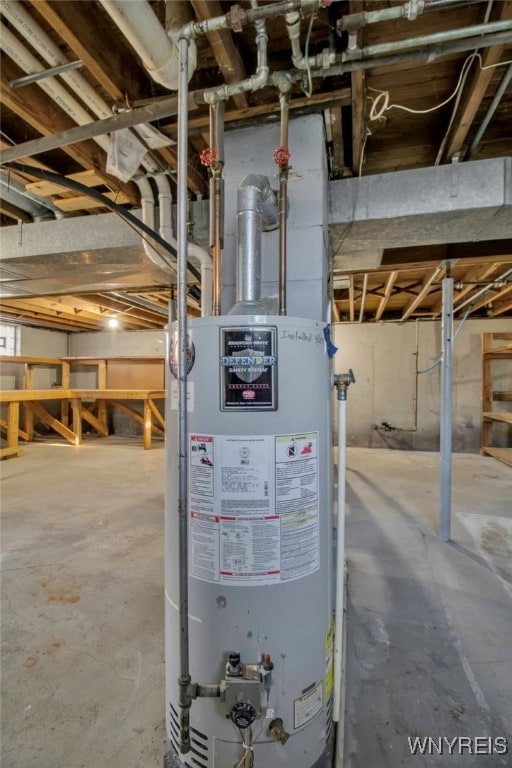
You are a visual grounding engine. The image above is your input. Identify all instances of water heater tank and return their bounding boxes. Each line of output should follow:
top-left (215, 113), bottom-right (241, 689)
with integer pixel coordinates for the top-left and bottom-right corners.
top-left (165, 314), bottom-right (333, 768)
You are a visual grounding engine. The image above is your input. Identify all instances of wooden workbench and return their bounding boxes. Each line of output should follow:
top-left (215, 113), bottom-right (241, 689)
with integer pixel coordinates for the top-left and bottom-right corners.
top-left (0, 388), bottom-right (165, 458)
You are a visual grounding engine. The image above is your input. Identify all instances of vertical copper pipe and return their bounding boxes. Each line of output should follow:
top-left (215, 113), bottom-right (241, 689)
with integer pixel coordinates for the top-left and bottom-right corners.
top-left (278, 89), bottom-right (290, 316)
top-left (208, 101), bottom-right (225, 316)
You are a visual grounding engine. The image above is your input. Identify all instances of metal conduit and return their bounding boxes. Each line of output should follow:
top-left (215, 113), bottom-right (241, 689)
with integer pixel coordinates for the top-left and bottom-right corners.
top-left (344, 18), bottom-right (512, 59)
top-left (177, 32), bottom-right (192, 756)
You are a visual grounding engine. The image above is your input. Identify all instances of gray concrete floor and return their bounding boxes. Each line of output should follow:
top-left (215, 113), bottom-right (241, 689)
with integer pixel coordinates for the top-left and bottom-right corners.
top-left (1, 440), bottom-right (511, 768)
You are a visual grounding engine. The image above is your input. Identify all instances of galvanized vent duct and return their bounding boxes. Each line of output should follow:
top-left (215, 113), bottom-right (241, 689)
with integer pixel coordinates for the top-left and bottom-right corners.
top-left (229, 174), bottom-right (278, 315)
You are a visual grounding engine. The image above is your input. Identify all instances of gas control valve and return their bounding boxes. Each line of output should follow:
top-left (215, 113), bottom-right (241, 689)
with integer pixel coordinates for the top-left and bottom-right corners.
top-left (219, 651), bottom-right (273, 727)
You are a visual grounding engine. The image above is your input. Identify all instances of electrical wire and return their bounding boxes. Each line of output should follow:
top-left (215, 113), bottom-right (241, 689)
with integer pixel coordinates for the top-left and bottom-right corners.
top-left (417, 300), bottom-right (474, 374)
top-left (367, 52), bottom-right (512, 122)
top-left (234, 692), bottom-right (270, 768)
top-left (301, 7), bottom-right (318, 98)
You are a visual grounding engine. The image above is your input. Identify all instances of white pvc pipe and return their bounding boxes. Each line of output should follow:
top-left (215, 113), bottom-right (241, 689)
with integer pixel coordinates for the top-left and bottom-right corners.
top-left (0, 23), bottom-right (109, 153)
top-left (98, 0), bottom-right (196, 90)
top-left (154, 174), bottom-right (213, 317)
top-left (333, 393), bottom-right (346, 725)
top-left (135, 176), bottom-right (170, 270)
top-left (1, 3), bottom-right (158, 175)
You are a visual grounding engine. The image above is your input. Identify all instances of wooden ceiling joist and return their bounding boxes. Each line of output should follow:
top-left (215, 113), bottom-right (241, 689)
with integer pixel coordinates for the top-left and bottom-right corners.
top-left (439, 1), bottom-right (512, 161)
top-left (190, 0), bottom-right (249, 111)
top-left (0, 58), bottom-right (138, 205)
top-left (467, 281), bottom-right (512, 316)
top-left (375, 270), bottom-right (399, 321)
top-left (0, 200), bottom-right (32, 223)
top-left (29, 0), bottom-right (147, 102)
top-left (401, 266), bottom-right (444, 321)
top-left (433, 261), bottom-right (501, 315)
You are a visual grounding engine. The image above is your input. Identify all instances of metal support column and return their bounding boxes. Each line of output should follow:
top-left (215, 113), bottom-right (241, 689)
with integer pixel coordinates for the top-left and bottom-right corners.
top-left (439, 277), bottom-right (453, 542)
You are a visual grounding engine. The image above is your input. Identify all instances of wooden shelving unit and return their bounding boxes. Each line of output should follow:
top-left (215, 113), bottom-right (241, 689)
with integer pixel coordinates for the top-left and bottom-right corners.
top-left (481, 333), bottom-right (512, 468)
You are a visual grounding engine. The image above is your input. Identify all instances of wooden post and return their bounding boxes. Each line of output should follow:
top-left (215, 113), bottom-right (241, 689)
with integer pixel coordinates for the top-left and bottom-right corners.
top-left (143, 398), bottom-right (152, 450)
top-left (97, 360), bottom-right (107, 389)
top-left (7, 401), bottom-right (19, 450)
top-left (23, 364), bottom-right (34, 440)
top-left (71, 398), bottom-right (82, 446)
top-left (481, 333), bottom-right (492, 452)
top-left (61, 361), bottom-right (71, 426)
top-left (97, 399), bottom-right (108, 434)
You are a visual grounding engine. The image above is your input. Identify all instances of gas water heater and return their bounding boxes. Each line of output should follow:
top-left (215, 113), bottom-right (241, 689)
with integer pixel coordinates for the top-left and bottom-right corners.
top-left (164, 66), bottom-right (335, 765)
top-left (165, 313), bottom-right (333, 767)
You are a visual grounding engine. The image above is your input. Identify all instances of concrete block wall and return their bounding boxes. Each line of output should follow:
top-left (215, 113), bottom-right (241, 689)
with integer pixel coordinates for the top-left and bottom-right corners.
top-left (1, 326), bottom-right (68, 391)
top-left (333, 318), bottom-right (512, 452)
top-left (222, 114), bottom-right (329, 321)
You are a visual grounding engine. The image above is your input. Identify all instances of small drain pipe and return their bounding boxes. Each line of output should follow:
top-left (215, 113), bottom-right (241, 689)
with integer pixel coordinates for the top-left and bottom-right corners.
top-left (135, 177), bottom-right (171, 271)
top-left (230, 175), bottom-right (278, 316)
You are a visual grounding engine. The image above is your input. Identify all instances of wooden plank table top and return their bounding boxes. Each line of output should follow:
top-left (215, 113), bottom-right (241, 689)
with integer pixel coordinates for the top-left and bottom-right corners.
top-left (0, 389), bottom-right (165, 402)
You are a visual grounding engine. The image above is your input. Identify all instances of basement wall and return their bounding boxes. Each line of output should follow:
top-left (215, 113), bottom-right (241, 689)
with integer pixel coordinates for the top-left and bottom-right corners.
top-left (333, 318), bottom-right (512, 452)
top-left (68, 329), bottom-right (166, 437)
top-left (1, 326), bottom-right (68, 391)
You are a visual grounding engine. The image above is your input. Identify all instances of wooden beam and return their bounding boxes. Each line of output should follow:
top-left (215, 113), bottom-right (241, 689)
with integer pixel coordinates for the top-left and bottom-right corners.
top-left (190, 0), bottom-right (248, 111)
top-left (71, 397), bottom-right (83, 445)
top-left (81, 407), bottom-right (109, 437)
top-left (185, 86), bottom-right (352, 133)
top-left (401, 267), bottom-right (444, 321)
top-left (350, 0), bottom-right (366, 176)
top-left (0, 419), bottom-right (29, 442)
top-left (375, 270), bottom-right (398, 321)
top-left (25, 401), bottom-right (79, 445)
top-left (349, 275), bottom-right (355, 322)
top-left (488, 294), bottom-right (512, 317)
top-left (29, 0), bottom-right (147, 102)
top-left (432, 262), bottom-right (500, 316)
top-left (0, 57), bottom-right (138, 204)
top-left (108, 399), bottom-right (164, 437)
top-left (329, 107), bottom-right (348, 178)
top-left (470, 282), bottom-right (512, 315)
top-left (7, 402), bottom-right (19, 452)
top-left (440, 1), bottom-right (512, 161)
top-left (148, 398), bottom-right (165, 430)
top-left (351, 69), bottom-right (366, 175)
top-left (0, 200), bottom-right (32, 223)
top-left (158, 145), bottom-right (208, 197)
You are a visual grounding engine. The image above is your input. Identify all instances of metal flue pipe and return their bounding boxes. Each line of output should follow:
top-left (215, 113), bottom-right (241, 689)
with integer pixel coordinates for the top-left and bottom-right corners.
top-left (230, 175), bottom-right (278, 315)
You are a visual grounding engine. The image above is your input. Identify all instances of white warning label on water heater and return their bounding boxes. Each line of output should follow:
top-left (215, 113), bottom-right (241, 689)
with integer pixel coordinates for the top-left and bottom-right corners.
top-left (188, 432), bottom-right (319, 585)
top-left (294, 681), bottom-right (323, 729)
top-left (275, 432), bottom-right (319, 581)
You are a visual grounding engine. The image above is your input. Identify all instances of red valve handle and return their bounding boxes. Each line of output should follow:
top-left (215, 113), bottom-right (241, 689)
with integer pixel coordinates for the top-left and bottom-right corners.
top-left (200, 147), bottom-right (218, 167)
top-left (273, 146), bottom-right (291, 166)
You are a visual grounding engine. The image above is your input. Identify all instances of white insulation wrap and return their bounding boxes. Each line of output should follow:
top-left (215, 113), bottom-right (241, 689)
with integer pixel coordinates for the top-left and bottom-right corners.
top-left (165, 314), bottom-right (334, 768)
